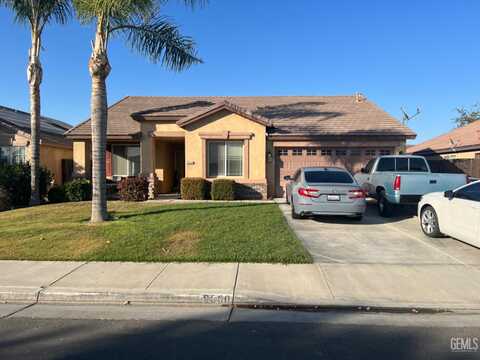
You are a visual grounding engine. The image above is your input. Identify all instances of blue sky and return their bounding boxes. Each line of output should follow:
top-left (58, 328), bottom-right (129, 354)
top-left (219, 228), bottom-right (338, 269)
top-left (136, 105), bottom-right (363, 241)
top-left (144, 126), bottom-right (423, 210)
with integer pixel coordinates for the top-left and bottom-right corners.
top-left (1, 1), bottom-right (479, 143)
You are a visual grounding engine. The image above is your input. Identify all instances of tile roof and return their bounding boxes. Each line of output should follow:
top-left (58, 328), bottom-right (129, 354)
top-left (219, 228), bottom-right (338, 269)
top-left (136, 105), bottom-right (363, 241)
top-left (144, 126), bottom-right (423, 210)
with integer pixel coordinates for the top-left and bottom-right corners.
top-left (66, 96), bottom-right (416, 138)
top-left (407, 120), bottom-right (480, 154)
top-left (0, 105), bottom-right (72, 147)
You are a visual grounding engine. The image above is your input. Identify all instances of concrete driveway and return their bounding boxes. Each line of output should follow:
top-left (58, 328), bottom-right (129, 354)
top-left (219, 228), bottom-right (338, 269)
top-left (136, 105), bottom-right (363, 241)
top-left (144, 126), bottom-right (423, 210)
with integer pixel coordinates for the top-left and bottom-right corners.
top-left (278, 200), bottom-right (480, 265)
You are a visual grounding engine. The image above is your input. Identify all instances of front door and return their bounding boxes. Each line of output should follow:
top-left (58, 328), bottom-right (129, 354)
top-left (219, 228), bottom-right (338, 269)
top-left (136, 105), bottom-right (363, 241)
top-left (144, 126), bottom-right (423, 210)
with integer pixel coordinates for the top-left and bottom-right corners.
top-left (172, 142), bottom-right (185, 192)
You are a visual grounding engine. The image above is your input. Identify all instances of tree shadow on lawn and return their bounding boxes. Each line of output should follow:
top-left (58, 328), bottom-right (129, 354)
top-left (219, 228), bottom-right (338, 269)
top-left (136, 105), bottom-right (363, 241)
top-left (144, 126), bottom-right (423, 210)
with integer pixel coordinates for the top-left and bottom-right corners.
top-left (111, 203), bottom-right (274, 221)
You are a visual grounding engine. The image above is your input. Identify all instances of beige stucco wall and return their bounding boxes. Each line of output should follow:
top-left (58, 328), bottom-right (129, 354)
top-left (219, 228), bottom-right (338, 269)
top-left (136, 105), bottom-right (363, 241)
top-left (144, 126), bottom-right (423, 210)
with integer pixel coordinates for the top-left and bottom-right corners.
top-left (140, 111), bottom-right (267, 185)
top-left (40, 144), bottom-right (73, 184)
top-left (184, 110), bottom-right (267, 182)
top-left (140, 121), bottom-right (186, 175)
top-left (73, 141), bottom-right (91, 178)
top-left (1, 126), bottom-right (72, 184)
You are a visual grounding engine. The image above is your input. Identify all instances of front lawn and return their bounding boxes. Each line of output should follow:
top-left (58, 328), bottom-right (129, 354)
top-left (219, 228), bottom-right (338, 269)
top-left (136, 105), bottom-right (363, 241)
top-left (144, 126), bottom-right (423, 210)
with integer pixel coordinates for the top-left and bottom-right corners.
top-left (0, 202), bottom-right (311, 263)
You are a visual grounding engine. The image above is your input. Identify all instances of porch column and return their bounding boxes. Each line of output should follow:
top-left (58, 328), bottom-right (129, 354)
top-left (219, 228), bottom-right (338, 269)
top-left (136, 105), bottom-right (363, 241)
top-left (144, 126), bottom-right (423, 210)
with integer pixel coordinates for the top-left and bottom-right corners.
top-left (140, 133), bottom-right (155, 176)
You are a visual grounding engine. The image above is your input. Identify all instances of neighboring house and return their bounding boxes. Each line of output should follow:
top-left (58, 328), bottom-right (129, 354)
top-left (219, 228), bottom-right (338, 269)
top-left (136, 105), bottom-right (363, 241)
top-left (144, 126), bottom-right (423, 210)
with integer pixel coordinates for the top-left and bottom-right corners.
top-left (65, 95), bottom-right (415, 199)
top-left (407, 120), bottom-right (480, 179)
top-left (0, 105), bottom-right (73, 184)
top-left (407, 120), bottom-right (480, 160)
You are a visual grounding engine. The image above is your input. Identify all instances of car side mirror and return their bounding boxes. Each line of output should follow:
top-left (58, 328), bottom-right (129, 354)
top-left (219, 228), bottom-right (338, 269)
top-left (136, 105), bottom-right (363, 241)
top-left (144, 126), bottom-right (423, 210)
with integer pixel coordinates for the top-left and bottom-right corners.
top-left (284, 175), bottom-right (291, 181)
top-left (360, 168), bottom-right (366, 174)
top-left (444, 190), bottom-right (454, 200)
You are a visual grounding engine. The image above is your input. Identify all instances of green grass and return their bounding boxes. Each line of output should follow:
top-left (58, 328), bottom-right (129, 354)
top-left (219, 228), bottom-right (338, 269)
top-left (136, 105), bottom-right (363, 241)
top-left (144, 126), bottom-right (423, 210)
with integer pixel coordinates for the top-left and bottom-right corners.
top-left (0, 202), bottom-right (311, 263)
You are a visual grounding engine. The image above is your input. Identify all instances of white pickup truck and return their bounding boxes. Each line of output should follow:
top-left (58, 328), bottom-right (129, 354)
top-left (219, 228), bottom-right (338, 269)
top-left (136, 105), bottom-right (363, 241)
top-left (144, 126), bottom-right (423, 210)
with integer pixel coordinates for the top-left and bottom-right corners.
top-left (354, 155), bottom-right (468, 217)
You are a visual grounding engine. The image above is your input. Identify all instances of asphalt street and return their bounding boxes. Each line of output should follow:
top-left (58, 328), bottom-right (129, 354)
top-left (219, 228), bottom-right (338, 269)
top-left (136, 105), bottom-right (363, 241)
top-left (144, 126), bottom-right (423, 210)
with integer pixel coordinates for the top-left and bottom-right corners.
top-left (0, 304), bottom-right (479, 360)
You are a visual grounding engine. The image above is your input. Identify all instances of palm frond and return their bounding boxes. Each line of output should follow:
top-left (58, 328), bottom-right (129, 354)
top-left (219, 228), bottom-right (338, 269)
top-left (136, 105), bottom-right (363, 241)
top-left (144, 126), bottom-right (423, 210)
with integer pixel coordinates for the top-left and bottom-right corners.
top-left (1, 0), bottom-right (71, 28)
top-left (73, 0), bottom-right (154, 23)
top-left (110, 16), bottom-right (202, 71)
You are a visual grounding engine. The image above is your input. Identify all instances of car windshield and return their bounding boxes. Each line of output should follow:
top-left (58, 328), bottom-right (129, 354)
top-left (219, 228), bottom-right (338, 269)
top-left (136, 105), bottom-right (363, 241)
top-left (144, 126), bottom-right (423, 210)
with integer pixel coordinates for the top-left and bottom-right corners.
top-left (304, 170), bottom-right (353, 184)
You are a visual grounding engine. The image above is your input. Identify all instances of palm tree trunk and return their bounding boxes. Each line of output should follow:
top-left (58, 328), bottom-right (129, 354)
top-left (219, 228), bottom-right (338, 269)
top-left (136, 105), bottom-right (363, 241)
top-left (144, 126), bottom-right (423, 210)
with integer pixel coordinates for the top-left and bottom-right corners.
top-left (89, 25), bottom-right (111, 223)
top-left (28, 34), bottom-right (42, 206)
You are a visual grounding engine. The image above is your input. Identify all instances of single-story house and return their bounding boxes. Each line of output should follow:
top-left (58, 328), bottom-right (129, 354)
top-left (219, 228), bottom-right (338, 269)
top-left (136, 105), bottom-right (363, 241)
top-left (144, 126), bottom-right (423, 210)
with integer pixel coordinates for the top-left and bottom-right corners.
top-left (65, 95), bottom-right (416, 199)
top-left (407, 120), bottom-right (480, 160)
top-left (407, 120), bottom-right (480, 179)
top-left (0, 105), bottom-right (73, 184)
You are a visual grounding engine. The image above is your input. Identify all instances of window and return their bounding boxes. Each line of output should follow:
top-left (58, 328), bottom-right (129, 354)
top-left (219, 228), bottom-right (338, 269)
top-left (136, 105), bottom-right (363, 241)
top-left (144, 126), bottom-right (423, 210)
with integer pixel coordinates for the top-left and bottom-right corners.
top-left (112, 145), bottom-right (140, 177)
top-left (305, 170), bottom-right (354, 184)
top-left (292, 148), bottom-right (303, 156)
top-left (376, 158), bottom-right (395, 172)
top-left (0, 146), bottom-right (26, 165)
top-left (379, 149), bottom-right (391, 156)
top-left (207, 141), bottom-right (243, 177)
top-left (278, 148), bottom-right (288, 156)
top-left (427, 159), bottom-right (464, 174)
top-left (455, 183), bottom-right (480, 202)
top-left (350, 149), bottom-right (361, 156)
top-left (306, 148), bottom-right (317, 156)
top-left (321, 149), bottom-right (332, 156)
top-left (335, 149), bottom-right (347, 156)
top-left (409, 158), bottom-right (428, 172)
top-left (396, 158), bottom-right (409, 171)
top-left (365, 149), bottom-right (376, 156)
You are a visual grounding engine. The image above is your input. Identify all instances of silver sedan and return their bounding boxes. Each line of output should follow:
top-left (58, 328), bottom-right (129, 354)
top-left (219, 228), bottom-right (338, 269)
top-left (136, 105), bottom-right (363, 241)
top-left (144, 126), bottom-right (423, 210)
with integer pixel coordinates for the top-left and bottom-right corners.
top-left (285, 167), bottom-right (367, 220)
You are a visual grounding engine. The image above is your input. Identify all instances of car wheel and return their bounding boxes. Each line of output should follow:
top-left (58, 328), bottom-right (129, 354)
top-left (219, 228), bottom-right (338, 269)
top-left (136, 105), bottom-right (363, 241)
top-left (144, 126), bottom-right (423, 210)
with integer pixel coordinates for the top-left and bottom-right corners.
top-left (291, 198), bottom-right (302, 219)
top-left (377, 192), bottom-right (393, 217)
top-left (420, 206), bottom-right (442, 238)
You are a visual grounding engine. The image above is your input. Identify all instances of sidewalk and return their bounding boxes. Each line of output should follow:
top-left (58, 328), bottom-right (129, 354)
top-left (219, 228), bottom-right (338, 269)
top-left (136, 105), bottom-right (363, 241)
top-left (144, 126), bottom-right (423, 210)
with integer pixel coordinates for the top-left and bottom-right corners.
top-left (1, 260), bottom-right (480, 312)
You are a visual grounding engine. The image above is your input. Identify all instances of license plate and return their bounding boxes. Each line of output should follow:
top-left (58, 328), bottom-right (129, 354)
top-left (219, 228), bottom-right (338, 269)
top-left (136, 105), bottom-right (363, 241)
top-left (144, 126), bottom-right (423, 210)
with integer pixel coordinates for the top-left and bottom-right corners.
top-left (327, 195), bottom-right (341, 201)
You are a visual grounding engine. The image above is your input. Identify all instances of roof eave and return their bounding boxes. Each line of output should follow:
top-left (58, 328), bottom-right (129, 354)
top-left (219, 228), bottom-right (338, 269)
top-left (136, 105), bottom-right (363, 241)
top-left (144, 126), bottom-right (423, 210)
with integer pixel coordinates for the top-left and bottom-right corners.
top-left (65, 132), bottom-right (142, 141)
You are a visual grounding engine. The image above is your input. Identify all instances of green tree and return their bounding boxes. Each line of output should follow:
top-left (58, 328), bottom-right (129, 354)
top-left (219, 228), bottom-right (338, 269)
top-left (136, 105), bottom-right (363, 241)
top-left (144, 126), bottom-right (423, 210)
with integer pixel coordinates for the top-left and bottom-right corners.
top-left (454, 103), bottom-right (480, 127)
top-left (1, 0), bottom-right (70, 205)
top-left (72, 0), bottom-right (203, 222)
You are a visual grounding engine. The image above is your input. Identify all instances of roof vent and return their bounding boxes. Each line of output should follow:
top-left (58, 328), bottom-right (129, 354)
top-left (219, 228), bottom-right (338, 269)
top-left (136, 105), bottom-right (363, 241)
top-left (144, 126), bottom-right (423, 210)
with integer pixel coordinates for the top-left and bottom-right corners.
top-left (355, 92), bottom-right (366, 103)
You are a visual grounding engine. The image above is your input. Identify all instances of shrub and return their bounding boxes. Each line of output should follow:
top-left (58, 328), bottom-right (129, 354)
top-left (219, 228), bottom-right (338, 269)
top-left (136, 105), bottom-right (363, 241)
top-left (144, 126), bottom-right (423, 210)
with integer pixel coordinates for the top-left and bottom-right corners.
top-left (64, 179), bottom-right (92, 202)
top-left (181, 178), bottom-right (209, 200)
top-left (117, 176), bottom-right (149, 201)
top-left (47, 185), bottom-right (67, 203)
top-left (0, 186), bottom-right (10, 211)
top-left (0, 163), bottom-right (52, 206)
top-left (211, 179), bottom-right (236, 200)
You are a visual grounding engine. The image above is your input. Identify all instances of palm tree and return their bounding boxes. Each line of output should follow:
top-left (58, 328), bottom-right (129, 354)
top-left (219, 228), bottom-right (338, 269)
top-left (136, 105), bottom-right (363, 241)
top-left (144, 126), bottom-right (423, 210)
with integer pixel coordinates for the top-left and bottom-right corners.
top-left (73, 0), bottom-right (203, 223)
top-left (0, 0), bottom-right (70, 205)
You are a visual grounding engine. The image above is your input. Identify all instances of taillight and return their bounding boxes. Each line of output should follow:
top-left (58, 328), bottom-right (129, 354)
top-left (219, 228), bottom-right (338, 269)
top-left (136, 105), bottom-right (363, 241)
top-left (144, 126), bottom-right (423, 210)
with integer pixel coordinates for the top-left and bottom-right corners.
top-left (348, 189), bottom-right (366, 199)
top-left (393, 175), bottom-right (401, 191)
top-left (298, 187), bottom-right (319, 198)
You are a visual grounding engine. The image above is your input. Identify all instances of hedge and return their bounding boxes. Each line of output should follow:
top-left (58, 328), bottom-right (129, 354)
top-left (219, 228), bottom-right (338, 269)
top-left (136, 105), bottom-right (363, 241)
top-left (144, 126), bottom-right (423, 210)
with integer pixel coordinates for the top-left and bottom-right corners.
top-left (0, 186), bottom-right (10, 211)
top-left (181, 178), bottom-right (209, 200)
top-left (64, 179), bottom-right (92, 202)
top-left (47, 185), bottom-right (67, 203)
top-left (117, 176), bottom-right (149, 201)
top-left (211, 179), bottom-right (236, 200)
top-left (0, 163), bottom-right (52, 207)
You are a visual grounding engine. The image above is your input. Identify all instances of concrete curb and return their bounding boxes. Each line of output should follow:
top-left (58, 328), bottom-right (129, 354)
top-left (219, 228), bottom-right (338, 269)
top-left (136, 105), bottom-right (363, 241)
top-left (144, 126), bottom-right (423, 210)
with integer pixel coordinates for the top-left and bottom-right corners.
top-left (3, 289), bottom-right (480, 314)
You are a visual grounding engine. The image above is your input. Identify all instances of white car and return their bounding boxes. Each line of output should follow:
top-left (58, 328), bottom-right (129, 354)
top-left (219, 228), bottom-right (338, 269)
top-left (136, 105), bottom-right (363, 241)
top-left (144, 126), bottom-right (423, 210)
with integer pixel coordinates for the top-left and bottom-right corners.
top-left (418, 180), bottom-right (480, 248)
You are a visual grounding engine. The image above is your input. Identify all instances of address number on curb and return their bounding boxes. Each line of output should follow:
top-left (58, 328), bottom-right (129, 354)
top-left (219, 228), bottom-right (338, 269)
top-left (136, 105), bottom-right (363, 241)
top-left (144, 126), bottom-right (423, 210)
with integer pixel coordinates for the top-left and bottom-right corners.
top-left (202, 294), bottom-right (231, 304)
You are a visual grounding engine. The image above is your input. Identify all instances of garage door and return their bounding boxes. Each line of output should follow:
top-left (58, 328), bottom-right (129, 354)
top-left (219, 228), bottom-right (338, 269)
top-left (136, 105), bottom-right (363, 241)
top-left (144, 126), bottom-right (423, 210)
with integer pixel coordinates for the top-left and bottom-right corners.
top-left (274, 147), bottom-right (392, 197)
